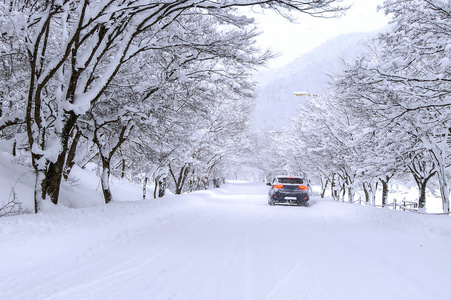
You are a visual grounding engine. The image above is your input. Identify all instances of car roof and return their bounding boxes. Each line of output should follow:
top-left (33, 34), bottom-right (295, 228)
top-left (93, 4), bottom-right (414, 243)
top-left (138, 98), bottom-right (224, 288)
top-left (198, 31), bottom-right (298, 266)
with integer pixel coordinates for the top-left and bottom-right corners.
top-left (276, 175), bottom-right (303, 179)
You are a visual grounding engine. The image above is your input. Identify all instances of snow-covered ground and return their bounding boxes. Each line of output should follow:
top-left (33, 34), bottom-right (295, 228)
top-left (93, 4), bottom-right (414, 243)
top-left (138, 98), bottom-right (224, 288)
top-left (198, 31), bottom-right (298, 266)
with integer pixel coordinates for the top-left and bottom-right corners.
top-left (1, 176), bottom-right (451, 299)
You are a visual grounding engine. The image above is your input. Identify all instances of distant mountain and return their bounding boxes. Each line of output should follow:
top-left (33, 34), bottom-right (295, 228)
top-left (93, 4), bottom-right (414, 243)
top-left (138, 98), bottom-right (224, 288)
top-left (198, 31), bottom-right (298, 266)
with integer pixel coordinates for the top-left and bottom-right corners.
top-left (252, 31), bottom-right (377, 130)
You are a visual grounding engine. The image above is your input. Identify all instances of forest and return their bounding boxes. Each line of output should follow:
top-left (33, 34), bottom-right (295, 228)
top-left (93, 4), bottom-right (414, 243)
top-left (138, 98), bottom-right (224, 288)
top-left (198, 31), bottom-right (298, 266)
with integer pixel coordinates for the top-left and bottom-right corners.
top-left (1, 0), bottom-right (450, 214)
top-left (252, 0), bottom-right (451, 213)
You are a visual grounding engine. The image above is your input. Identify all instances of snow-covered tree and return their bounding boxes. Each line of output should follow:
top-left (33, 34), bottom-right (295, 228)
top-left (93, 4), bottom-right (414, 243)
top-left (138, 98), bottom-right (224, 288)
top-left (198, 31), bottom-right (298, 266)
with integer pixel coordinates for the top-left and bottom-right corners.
top-left (0, 0), bottom-right (347, 211)
top-left (280, 93), bottom-right (365, 202)
top-left (329, 0), bottom-right (451, 211)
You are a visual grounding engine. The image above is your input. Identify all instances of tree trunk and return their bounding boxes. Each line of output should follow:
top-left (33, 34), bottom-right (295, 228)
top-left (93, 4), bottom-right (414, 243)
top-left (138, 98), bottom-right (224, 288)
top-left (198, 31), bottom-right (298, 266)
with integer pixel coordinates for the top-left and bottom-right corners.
top-left (12, 140), bottom-right (16, 157)
top-left (213, 177), bottom-right (221, 188)
top-left (121, 159), bottom-right (126, 179)
top-left (143, 176), bottom-right (148, 200)
top-left (158, 177), bottom-right (166, 198)
top-left (101, 157), bottom-right (113, 204)
top-left (46, 153), bottom-right (67, 205)
top-left (63, 129), bottom-right (81, 180)
top-left (371, 181), bottom-right (378, 206)
top-left (347, 177), bottom-right (354, 203)
top-left (379, 174), bottom-right (394, 207)
top-left (339, 181), bottom-right (346, 202)
top-left (154, 178), bottom-right (159, 199)
top-left (408, 152), bottom-right (436, 213)
top-left (153, 178), bottom-right (158, 199)
top-left (169, 164), bottom-right (190, 195)
top-left (412, 172), bottom-right (435, 213)
top-left (347, 186), bottom-right (353, 203)
top-left (154, 176), bottom-right (167, 199)
top-left (93, 124), bottom-right (131, 204)
top-left (175, 167), bottom-right (188, 195)
top-left (429, 145), bottom-right (450, 213)
top-left (30, 126), bottom-right (50, 211)
top-left (320, 176), bottom-right (328, 198)
top-left (331, 174), bottom-right (339, 201)
top-left (45, 113), bottom-right (78, 204)
top-left (417, 180), bottom-right (427, 211)
top-left (363, 182), bottom-right (370, 203)
top-left (437, 165), bottom-right (449, 213)
top-left (34, 168), bottom-right (47, 213)
top-left (379, 177), bottom-right (388, 207)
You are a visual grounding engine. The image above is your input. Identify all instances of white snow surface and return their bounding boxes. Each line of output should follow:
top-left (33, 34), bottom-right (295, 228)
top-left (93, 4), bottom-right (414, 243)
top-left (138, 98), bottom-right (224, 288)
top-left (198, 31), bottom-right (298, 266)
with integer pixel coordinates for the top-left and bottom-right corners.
top-left (1, 176), bottom-right (451, 299)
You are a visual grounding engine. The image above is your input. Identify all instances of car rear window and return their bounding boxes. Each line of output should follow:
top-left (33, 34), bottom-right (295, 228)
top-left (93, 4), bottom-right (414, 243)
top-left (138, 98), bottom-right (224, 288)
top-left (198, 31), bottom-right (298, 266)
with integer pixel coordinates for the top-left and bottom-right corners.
top-left (277, 177), bottom-right (304, 184)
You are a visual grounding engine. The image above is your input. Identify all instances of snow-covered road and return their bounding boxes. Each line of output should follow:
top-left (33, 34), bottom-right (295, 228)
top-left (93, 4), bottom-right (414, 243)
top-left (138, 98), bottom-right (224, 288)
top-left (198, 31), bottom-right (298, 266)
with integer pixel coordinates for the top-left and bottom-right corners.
top-left (1, 181), bottom-right (450, 299)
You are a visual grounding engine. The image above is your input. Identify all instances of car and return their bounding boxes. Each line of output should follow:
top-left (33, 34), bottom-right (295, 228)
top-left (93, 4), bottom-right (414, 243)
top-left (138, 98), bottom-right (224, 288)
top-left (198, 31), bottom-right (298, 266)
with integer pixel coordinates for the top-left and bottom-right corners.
top-left (267, 176), bottom-right (310, 207)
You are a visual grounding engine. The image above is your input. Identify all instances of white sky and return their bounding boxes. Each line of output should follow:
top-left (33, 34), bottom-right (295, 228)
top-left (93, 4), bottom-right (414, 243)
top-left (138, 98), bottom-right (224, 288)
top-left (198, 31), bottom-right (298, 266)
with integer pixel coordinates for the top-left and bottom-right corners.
top-left (249, 0), bottom-right (390, 69)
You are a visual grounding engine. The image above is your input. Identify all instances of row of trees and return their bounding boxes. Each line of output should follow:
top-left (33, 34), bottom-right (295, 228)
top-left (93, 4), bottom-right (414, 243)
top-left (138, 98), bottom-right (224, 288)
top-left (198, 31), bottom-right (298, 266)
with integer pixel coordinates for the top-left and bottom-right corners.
top-left (0, 0), bottom-right (346, 212)
top-left (255, 0), bottom-right (451, 213)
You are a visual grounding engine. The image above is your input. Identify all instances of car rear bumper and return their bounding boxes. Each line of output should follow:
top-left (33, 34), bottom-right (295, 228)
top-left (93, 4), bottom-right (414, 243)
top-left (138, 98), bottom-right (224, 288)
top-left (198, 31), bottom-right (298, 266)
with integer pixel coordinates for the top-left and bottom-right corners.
top-left (271, 192), bottom-right (309, 204)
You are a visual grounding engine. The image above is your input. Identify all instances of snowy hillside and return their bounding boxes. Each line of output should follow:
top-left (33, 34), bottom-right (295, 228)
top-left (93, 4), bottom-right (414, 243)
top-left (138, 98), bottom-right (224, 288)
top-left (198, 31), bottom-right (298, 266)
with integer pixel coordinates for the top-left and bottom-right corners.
top-left (253, 31), bottom-right (378, 129)
top-left (0, 140), bottom-right (147, 213)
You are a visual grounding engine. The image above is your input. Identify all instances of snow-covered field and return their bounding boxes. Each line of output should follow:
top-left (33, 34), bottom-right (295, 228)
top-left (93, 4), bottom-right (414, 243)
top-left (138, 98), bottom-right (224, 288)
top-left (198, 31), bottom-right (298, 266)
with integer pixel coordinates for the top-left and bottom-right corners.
top-left (1, 172), bottom-right (451, 299)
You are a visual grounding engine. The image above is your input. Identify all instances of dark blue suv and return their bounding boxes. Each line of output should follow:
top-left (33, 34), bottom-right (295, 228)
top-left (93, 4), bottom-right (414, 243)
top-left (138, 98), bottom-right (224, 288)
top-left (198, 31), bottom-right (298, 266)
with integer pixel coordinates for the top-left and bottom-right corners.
top-left (267, 176), bottom-right (310, 206)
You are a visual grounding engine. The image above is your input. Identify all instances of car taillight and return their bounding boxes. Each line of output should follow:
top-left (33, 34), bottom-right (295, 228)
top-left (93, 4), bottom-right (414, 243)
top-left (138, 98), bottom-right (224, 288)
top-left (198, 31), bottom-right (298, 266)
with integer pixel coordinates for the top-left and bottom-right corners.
top-left (273, 184), bottom-right (283, 189)
top-left (299, 185), bottom-right (308, 190)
